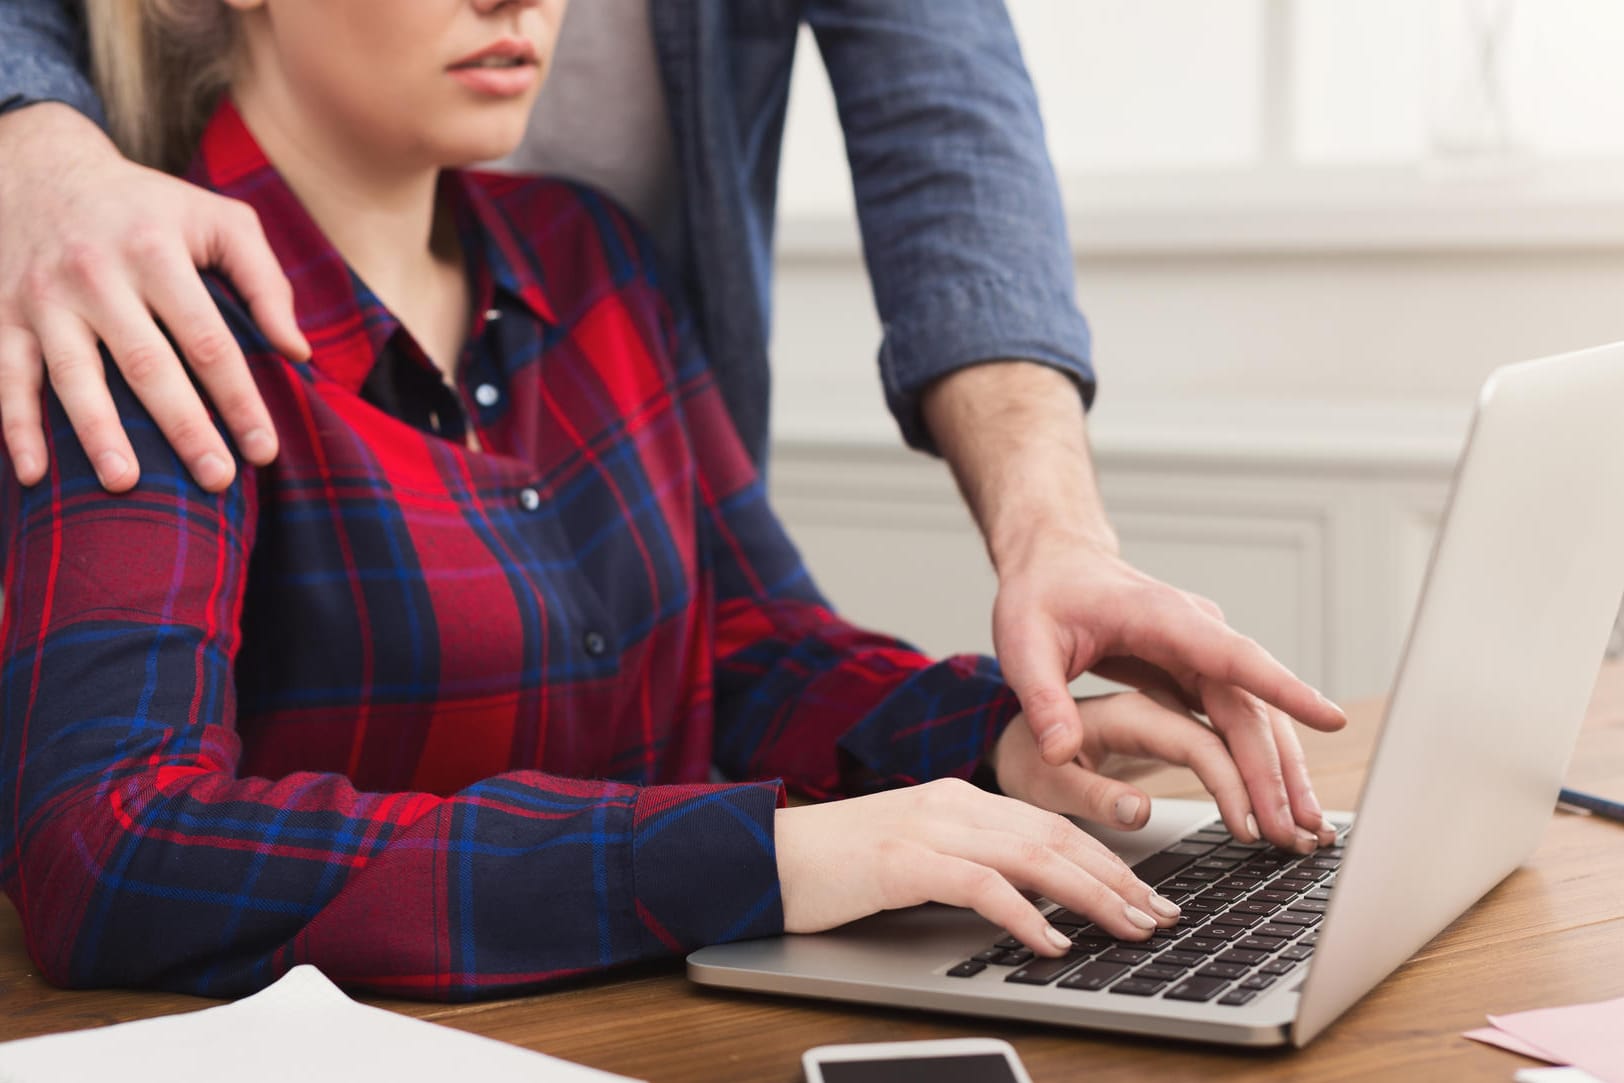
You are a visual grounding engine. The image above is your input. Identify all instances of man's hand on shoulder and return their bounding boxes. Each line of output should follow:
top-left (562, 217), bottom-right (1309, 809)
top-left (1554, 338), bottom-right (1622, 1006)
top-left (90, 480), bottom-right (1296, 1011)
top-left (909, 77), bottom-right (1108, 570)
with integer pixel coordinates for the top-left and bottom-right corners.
top-left (0, 103), bottom-right (308, 492)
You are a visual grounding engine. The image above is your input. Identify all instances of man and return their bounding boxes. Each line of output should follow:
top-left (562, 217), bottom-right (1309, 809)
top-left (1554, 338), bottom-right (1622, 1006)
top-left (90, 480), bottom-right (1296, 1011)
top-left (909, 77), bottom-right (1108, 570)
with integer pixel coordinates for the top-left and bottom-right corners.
top-left (0, 0), bottom-right (1344, 845)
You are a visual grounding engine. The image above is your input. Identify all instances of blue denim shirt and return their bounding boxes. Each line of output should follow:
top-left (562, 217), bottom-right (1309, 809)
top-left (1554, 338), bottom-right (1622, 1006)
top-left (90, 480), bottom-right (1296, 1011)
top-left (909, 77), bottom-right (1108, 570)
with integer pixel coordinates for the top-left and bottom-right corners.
top-left (0, 0), bottom-right (1093, 463)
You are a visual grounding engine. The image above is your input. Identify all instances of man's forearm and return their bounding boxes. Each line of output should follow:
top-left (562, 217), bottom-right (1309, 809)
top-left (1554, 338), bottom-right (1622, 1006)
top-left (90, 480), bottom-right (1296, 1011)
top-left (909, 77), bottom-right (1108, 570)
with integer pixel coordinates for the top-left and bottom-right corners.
top-left (921, 360), bottom-right (1118, 571)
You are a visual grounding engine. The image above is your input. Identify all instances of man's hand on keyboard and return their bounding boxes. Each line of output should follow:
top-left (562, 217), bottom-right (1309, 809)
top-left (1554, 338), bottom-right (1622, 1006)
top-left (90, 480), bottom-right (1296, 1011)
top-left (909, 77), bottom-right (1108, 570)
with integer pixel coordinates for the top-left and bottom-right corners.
top-left (990, 691), bottom-right (1338, 854)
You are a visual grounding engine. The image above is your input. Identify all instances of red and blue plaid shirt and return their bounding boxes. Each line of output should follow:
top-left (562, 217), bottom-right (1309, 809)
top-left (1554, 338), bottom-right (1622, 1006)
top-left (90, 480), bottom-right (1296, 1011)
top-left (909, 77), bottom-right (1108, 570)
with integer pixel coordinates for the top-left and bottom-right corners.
top-left (0, 103), bottom-right (1019, 1000)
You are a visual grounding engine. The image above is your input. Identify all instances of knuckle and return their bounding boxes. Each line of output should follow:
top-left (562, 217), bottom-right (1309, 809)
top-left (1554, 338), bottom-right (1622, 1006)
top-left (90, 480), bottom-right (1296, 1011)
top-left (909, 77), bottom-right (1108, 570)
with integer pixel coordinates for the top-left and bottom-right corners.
top-left (59, 240), bottom-right (108, 286)
top-left (1041, 812), bottom-right (1079, 852)
top-left (920, 776), bottom-right (974, 810)
top-left (959, 863), bottom-right (1004, 901)
top-left (1014, 836), bottom-right (1051, 869)
top-left (183, 327), bottom-right (239, 371)
top-left (20, 265), bottom-right (58, 308)
top-left (117, 341), bottom-right (174, 386)
top-left (225, 198), bottom-right (263, 235)
top-left (123, 223), bottom-right (171, 265)
top-left (163, 417), bottom-right (218, 453)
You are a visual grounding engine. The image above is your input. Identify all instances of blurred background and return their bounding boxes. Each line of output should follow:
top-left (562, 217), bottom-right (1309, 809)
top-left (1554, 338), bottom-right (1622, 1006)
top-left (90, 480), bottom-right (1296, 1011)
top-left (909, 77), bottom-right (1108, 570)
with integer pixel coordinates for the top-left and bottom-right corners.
top-left (766, 0), bottom-right (1624, 703)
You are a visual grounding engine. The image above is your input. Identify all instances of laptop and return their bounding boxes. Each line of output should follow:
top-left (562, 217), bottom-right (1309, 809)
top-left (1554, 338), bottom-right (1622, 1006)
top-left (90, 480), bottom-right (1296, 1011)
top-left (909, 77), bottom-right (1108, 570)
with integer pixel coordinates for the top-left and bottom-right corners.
top-left (688, 341), bottom-right (1624, 1047)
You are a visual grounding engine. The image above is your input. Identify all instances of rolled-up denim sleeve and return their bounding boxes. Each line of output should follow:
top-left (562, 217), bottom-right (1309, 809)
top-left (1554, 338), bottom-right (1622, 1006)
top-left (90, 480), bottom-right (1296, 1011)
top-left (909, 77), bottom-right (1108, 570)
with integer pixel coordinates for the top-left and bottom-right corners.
top-left (0, 0), bottom-right (105, 124)
top-left (806, 0), bottom-right (1094, 452)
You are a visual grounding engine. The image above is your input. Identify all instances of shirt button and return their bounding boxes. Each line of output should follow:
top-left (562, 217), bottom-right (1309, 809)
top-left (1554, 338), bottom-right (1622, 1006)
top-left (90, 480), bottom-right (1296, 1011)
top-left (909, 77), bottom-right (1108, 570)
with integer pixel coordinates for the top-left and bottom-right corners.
top-left (474, 383), bottom-right (500, 408)
top-left (518, 487), bottom-right (541, 512)
top-left (582, 630), bottom-right (608, 657)
top-left (484, 308), bottom-right (503, 323)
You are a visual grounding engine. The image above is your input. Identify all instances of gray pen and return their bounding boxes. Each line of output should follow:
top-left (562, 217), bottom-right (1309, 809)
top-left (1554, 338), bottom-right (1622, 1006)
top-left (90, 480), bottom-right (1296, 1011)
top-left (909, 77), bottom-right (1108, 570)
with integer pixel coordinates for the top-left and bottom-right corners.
top-left (1557, 787), bottom-right (1624, 824)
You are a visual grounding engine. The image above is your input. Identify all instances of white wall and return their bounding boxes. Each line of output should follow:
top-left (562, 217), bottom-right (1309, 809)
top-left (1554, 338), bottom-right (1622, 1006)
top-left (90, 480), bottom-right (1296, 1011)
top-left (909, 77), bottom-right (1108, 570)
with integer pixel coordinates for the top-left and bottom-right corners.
top-left (768, 2), bottom-right (1624, 702)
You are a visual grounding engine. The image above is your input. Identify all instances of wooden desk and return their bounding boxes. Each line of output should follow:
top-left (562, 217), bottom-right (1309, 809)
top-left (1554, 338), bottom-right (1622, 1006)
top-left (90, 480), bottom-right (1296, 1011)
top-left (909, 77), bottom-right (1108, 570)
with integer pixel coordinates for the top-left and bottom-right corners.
top-left (4, 668), bottom-right (1623, 1082)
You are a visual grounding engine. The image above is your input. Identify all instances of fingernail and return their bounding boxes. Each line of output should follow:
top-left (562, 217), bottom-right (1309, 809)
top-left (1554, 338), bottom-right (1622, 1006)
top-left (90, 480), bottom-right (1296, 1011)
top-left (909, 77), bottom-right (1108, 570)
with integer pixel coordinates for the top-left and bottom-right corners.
top-left (1294, 828), bottom-right (1319, 854)
top-left (1147, 893), bottom-right (1181, 919)
top-left (241, 428), bottom-right (275, 463)
top-left (95, 451), bottom-right (130, 486)
top-left (1123, 905), bottom-right (1157, 931)
top-left (1035, 723), bottom-right (1063, 754)
top-left (1244, 813), bottom-right (1260, 842)
top-left (13, 451), bottom-right (39, 480)
top-left (1114, 794), bottom-right (1142, 825)
top-left (195, 453), bottom-right (232, 490)
top-left (1044, 926), bottom-right (1072, 953)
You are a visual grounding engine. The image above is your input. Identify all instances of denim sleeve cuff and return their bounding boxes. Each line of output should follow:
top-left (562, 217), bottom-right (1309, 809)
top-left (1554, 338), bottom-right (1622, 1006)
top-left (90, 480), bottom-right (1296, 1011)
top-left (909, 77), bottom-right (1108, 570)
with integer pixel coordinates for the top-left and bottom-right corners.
top-left (631, 779), bottom-right (786, 952)
top-left (879, 275), bottom-right (1096, 455)
top-left (0, 83), bottom-right (106, 129)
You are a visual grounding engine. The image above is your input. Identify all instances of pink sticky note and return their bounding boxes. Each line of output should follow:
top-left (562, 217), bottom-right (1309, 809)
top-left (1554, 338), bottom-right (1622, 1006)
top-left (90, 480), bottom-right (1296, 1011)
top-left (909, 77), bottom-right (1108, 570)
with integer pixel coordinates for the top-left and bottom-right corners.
top-left (1489, 997), bottom-right (1624, 1083)
top-left (1464, 1025), bottom-right (1564, 1063)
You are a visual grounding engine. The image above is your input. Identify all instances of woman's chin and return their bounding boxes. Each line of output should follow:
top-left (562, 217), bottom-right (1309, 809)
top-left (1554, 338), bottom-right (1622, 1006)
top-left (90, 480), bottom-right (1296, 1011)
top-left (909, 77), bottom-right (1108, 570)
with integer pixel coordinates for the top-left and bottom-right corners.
top-left (427, 120), bottom-right (533, 169)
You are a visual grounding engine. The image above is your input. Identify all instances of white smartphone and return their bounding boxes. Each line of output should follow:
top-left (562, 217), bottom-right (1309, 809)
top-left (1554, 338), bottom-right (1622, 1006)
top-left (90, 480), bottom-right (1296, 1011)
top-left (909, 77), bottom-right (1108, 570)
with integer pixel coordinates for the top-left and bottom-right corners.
top-left (802, 1038), bottom-right (1034, 1083)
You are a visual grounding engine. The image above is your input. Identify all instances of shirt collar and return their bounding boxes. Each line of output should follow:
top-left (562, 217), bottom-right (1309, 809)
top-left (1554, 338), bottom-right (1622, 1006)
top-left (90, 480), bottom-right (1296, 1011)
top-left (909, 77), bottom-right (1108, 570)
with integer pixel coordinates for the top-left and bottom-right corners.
top-left (185, 98), bottom-right (556, 392)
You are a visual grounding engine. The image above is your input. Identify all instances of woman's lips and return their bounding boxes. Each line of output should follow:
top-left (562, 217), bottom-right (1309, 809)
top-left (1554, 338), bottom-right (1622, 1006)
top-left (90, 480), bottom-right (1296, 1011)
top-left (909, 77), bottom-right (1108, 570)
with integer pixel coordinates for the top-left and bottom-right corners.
top-left (448, 63), bottom-right (537, 97)
top-left (448, 39), bottom-right (538, 97)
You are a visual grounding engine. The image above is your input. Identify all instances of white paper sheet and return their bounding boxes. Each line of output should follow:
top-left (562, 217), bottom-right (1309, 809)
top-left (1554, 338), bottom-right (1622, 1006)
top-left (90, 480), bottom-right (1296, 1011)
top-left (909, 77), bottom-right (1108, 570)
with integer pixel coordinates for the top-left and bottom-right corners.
top-left (0, 965), bottom-right (642, 1083)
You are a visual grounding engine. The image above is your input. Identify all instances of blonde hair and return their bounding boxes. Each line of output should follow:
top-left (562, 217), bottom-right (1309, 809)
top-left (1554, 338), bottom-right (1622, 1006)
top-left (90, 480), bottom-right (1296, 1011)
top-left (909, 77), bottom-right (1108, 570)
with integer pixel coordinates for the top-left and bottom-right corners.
top-left (85, 0), bottom-right (239, 174)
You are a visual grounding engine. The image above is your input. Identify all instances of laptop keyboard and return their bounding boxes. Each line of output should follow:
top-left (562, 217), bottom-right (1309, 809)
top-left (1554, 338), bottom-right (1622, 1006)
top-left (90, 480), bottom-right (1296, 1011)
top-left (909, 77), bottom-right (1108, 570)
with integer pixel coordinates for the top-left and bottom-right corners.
top-left (945, 820), bottom-right (1348, 1006)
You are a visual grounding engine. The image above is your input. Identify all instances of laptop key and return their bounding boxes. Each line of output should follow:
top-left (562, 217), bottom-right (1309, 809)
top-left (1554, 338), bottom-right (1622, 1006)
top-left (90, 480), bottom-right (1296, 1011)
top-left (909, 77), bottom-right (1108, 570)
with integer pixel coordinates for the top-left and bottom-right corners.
top-left (948, 960), bottom-right (987, 978)
top-left (1100, 948), bottom-right (1152, 965)
top-left (971, 948), bottom-right (1003, 963)
top-left (1110, 978), bottom-right (1169, 996)
top-left (1181, 937), bottom-right (1227, 954)
top-left (1216, 948), bottom-right (1268, 966)
top-left (1006, 954), bottom-right (1087, 986)
top-left (1261, 959), bottom-right (1298, 975)
top-left (1238, 935), bottom-right (1288, 952)
top-left (1059, 962), bottom-right (1130, 992)
top-left (1164, 975), bottom-right (1230, 1002)
top-left (1280, 944), bottom-right (1314, 961)
top-left (1293, 899), bottom-right (1329, 914)
top-left (1159, 950), bottom-right (1204, 968)
top-left (1195, 963), bottom-right (1249, 980)
top-left (1128, 849), bottom-right (1207, 888)
top-left (1166, 841), bottom-right (1220, 856)
top-left (1137, 963), bottom-right (1188, 982)
top-left (1241, 973), bottom-right (1278, 990)
top-left (1254, 924), bottom-right (1305, 941)
top-left (1219, 988), bottom-right (1259, 1006)
top-left (1253, 889), bottom-right (1296, 904)
top-left (1273, 911), bottom-right (1320, 927)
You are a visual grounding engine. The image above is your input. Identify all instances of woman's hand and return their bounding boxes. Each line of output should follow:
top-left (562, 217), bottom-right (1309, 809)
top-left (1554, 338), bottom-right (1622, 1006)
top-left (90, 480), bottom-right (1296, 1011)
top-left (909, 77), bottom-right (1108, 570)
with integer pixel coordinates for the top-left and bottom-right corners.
top-left (774, 778), bottom-right (1183, 958)
top-left (993, 690), bottom-right (1338, 853)
top-left (0, 104), bottom-right (307, 493)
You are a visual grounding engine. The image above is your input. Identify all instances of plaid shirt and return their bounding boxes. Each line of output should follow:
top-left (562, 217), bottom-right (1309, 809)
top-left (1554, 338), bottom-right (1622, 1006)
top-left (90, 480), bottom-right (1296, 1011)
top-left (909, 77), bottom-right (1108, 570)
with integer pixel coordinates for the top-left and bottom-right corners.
top-left (0, 102), bottom-right (1019, 1001)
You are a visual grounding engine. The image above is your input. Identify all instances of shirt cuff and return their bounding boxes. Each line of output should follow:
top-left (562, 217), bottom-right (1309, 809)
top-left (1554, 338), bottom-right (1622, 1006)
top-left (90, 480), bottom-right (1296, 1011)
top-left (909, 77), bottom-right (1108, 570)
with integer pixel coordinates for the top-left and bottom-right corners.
top-left (879, 276), bottom-right (1095, 455)
top-left (0, 82), bottom-right (107, 128)
top-left (835, 654), bottom-right (1023, 788)
top-left (631, 779), bottom-right (786, 953)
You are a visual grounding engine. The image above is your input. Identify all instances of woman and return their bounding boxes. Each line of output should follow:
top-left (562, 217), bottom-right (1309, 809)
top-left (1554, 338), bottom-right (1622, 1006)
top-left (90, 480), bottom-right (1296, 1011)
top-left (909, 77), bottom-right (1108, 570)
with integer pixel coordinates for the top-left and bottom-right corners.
top-left (0, 0), bottom-right (1332, 999)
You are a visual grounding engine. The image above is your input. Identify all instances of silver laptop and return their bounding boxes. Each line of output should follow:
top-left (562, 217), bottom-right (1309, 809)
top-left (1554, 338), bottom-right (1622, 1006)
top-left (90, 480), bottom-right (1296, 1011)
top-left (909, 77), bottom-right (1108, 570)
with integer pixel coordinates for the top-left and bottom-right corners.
top-left (689, 342), bottom-right (1624, 1047)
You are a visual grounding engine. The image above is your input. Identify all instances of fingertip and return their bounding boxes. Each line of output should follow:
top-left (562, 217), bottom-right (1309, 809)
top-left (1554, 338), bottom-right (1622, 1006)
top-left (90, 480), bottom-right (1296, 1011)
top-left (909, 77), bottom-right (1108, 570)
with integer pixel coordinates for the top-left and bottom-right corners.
top-left (1035, 719), bottom-right (1080, 765)
top-left (94, 449), bottom-right (138, 492)
top-left (1112, 791), bottom-right (1148, 828)
top-left (11, 448), bottom-right (43, 485)
top-left (239, 426), bottom-right (278, 465)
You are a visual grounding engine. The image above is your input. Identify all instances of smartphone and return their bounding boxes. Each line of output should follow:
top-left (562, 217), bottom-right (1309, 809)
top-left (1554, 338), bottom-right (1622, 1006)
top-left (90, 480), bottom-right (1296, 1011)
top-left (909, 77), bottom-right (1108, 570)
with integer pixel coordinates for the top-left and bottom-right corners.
top-left (802, 1038), bottom-right (1034, 1083)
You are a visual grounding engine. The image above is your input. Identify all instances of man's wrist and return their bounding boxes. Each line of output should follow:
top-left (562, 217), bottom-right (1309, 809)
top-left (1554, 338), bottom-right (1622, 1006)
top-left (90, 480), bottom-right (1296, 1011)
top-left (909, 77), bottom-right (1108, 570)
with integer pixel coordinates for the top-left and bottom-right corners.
top-left (922, 359), bottom-right (1119, 569)
top-left (0, 101), bottom-right (114, 173)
